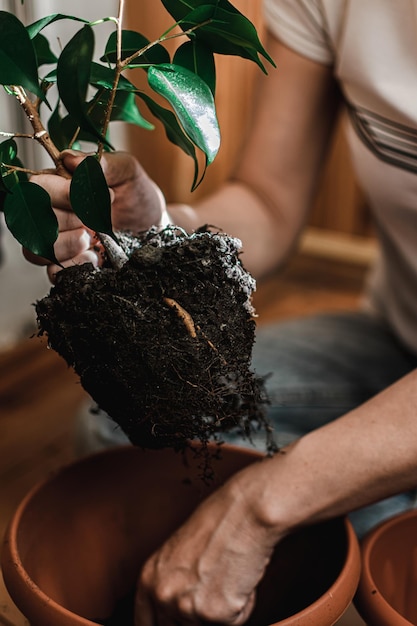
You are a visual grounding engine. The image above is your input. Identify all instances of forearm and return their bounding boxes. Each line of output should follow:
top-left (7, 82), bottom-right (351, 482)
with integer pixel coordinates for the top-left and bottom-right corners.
top-left (238, 369), bottom-right (417, 540)
top-left (168, 182), bottom-right (294, 279)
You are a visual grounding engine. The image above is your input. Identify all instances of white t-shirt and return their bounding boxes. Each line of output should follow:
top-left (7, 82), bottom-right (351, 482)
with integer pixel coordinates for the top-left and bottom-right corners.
top-left (263, 0), bottom-right (417, 354)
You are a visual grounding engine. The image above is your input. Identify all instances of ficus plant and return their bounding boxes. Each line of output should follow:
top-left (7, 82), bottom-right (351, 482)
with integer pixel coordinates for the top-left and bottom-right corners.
top-left (0, 0), bottom-right (274, 266)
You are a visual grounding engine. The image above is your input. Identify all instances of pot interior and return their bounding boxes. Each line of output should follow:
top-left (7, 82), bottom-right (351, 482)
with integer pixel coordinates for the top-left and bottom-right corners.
top-left (11, 445), bottom-right (350, 625)
top-left (360, 512), bottom-right (417, 624)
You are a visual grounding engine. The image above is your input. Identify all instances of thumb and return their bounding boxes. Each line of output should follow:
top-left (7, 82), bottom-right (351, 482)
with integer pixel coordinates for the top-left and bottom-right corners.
top-left (60, 149), bottom-right (93, 173)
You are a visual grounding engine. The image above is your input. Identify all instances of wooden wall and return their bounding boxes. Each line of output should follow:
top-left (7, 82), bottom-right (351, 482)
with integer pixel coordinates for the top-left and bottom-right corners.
top-left (124, 0), bottom-right (372, 237)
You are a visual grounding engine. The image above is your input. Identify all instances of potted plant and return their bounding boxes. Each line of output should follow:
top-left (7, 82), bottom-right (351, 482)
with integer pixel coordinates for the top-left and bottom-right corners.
top-left (0, 0), bottom-right (277, 454)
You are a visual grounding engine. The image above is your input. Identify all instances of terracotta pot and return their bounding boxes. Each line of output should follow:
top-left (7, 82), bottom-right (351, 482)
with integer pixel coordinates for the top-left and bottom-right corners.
top-left (355, 508), bottom-right (417, 625)
top-left (2, 444), bottom-right (361, 626)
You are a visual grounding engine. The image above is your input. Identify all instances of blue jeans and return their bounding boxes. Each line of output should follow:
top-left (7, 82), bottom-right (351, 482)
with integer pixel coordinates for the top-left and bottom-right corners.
top-left (76, 310), bottom-right (417, 537)
top-left (249, 311), bottom-right (417, 537)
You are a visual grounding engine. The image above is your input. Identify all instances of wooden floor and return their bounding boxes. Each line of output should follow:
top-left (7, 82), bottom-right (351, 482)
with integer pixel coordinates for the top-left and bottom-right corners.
top-left (0, 252), bottom-right (367, 626)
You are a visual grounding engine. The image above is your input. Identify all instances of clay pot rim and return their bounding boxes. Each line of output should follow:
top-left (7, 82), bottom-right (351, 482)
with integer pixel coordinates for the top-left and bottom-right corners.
top-left (2, 444), bottom-right (265, 625)
top-left (2, 458), bottom-right (100, 625)
top-left (276, 516), bottom-right (360, 626)
top-left (355, 509), bottom-right (417, 626)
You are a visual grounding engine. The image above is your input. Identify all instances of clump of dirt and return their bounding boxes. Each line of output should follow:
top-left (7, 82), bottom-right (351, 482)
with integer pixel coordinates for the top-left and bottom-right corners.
top-left (36, 226), bottom-right (275, 454)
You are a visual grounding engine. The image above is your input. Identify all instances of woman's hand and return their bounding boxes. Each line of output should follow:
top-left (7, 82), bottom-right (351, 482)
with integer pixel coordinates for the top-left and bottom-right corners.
top-left (135, 459), bottom-right (284, 626)
top-left (24, 150), bottom-right (168, 282)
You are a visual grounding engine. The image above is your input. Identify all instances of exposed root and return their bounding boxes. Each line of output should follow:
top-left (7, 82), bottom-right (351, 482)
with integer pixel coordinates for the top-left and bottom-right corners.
top-left (163, 297), bottom-right (197, 338)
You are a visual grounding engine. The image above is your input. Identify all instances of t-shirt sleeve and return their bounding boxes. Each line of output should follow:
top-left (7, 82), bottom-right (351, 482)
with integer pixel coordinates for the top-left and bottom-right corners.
top-left (263, 0), bottom-right (334, 65)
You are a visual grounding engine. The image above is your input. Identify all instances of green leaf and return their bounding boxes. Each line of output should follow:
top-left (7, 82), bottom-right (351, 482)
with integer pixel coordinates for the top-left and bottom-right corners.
top-left (0, 140), bottom-right (28, 205)
top-left (138, 92), bottom-right (200, 190)
top-left (27, 14), bottom-right (89, 39)
top-left (0, 137), bottom-right (30, 212)
top-left (0, 11), bottom-right (46, 101)
top-left (57, 25), bottom-right (111, 148)
top-left (33, 33), bottom-right (57, 66)
top-left (0, 139), bottom-right (17, 164)
top-left (162, 1), bottom-right (275, 71)
top-left (43, 62), bottom-right (138, 93)
top-left (47, 102), bottom-right (71, 151)
top-left (89, 62), bottom-right (138, 92)
top-left (148, 63), bottom-right (220, 165)
top-left (173, 40), bottom-right (215, 95)
top-left (3, 181), bottom-right (59, 263)
top-left (101, 30), bottom-right (170, 66)
top-left (69, 156), bottom-right (114, 237)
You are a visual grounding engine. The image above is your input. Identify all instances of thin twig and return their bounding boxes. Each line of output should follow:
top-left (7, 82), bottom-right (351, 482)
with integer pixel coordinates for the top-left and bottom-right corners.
top-left (0, 131), bottom-right (38, 139)
top-left (1, 163), bottom-right (46, 176)
top-left (121, 21), bottom-right (212, 69)
top-left (97, 0), bottom-right (125, 160)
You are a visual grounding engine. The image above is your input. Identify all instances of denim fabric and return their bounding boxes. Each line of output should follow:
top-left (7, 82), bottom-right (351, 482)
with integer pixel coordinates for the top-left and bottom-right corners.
top-left (76, 310), bottom-right (417, 537)
top-left (230, 311), bottom-right (417, 537)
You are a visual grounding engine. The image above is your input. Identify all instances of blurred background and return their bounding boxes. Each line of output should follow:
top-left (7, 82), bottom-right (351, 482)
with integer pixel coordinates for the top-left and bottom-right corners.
top-left (0, 2), bottom-right (372, 625)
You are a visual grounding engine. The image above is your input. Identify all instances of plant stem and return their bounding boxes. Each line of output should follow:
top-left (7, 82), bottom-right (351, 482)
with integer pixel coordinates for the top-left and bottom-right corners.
top-left (97, 0), bottom-right (125, 160)
top-left (0, 131), bottom-right (38, 139)
top-left (121, 21), bottom-right (212, 69)
top-left (2, 164), bottom-right (47, 176)
top-left (12, 86), bottom-right (69, 178)
top-left (11, 87), bottom-right (128, 268)
top-left (98, 233), bottom-right (128, 269)
top-left (96, 14), bottom-right (212, 159)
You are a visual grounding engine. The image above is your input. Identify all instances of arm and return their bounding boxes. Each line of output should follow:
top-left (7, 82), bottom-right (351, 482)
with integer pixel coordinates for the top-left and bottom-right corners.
top-left (169, 34), bottom-right (341, 277)
top-left (135, 369), bottom-right (417, 625)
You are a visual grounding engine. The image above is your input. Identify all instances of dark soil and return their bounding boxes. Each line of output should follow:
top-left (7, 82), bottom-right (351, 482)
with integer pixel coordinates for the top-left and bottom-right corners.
top-left (36, 226), bottom-right (275, 456)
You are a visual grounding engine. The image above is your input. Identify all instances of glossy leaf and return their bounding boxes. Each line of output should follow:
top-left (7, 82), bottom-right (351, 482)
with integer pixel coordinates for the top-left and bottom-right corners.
top-left (3, 181), bottom-right (59, 263)
top-left (58, 114), bottom-right (107, 150)
top-left (0, 139), bottom-right (17, 164)
top-left (27, 14), bottom-right (88, 39)
top-left (0, 12), bottom-right (45, 101)
top-left (43, 62), bottom-right (137, 92)
top-left (101, 30), bottom-right (170, 66)
top-left (69, 156), bottom-right (114, 237)
top-left (57, 25), bottom-right (111, 148)
top-left (148, 63), bottom-right (220, 165)
top-left (138, 92), bottom-right (200, 190)
top-left (0, 140), bottom-right (28, 206)
top-left (33, 33), bottom-right (57, 66)
top-left (173, 40), bottom-right (215, 95)
top-left (50, 95), bottom-right (113, 150)
top-left (162, 1), bottom-right (275, 71)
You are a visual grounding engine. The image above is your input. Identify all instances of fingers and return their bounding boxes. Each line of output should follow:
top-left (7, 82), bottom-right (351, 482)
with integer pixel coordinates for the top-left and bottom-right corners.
top-left (54, 226), bottom-right (95, 261)
top-left (135, 560), bottom-right (254, 626)
top-left (60, 149), bottom-right (91, 174)
top-left (30, 172), bottom-right (72, 211)
top-left (61, 149), bottom-right (137, 187)
top-left (134, 584), bottom-right (156, 626)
